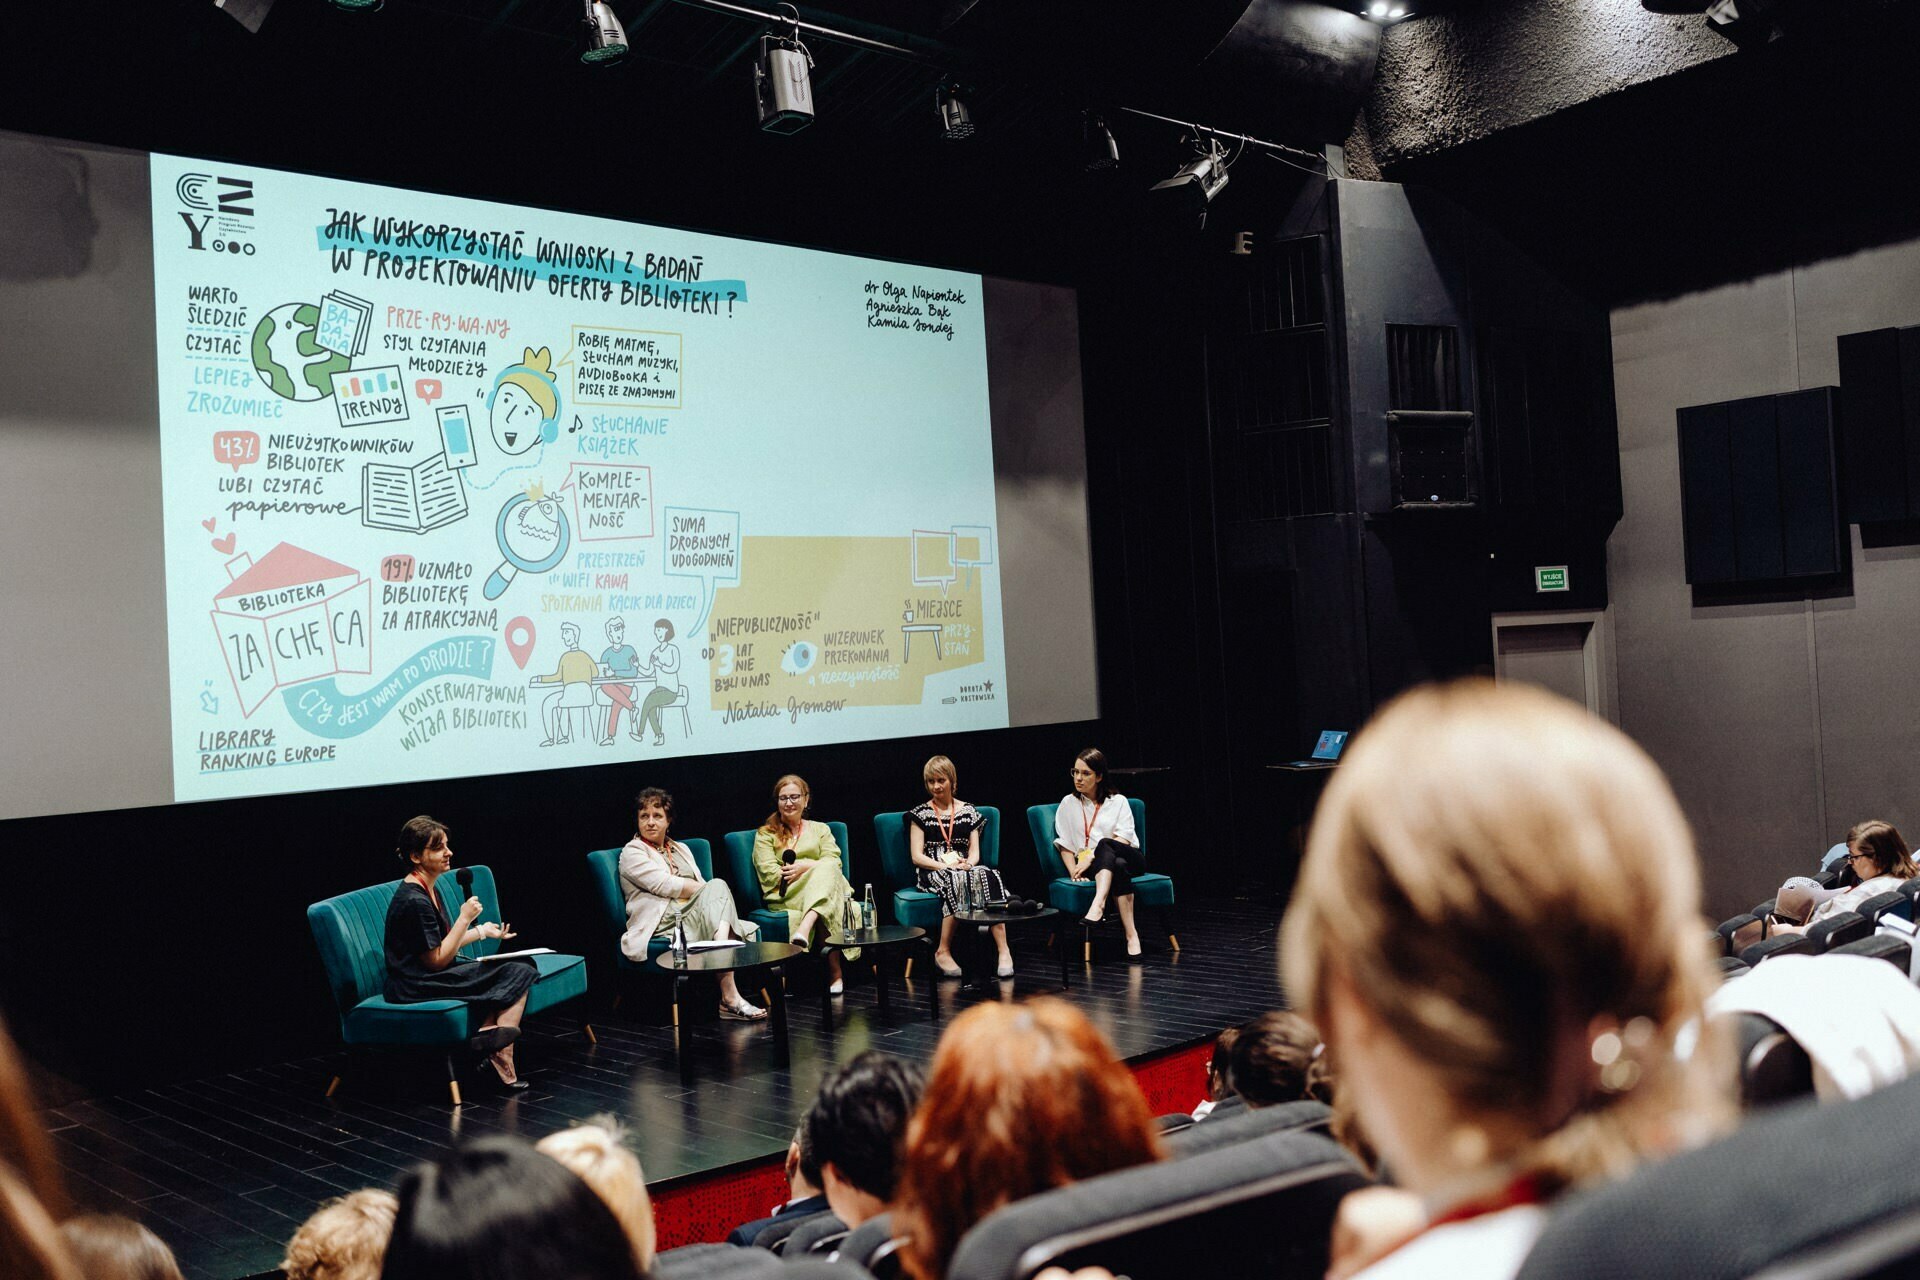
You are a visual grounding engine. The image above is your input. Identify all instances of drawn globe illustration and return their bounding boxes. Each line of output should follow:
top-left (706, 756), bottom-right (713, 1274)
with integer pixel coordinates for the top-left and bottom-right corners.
top-left (250, 302), bottom-right (351, 401)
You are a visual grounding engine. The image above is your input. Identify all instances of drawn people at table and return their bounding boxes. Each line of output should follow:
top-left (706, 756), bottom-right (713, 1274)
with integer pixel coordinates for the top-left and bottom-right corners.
top-left (533, 621), bottom-right (596, 746)
top-left (487, 347), bottom-right (561, 457)
top-left (598, 616), bottom-right (643, 746)
top-left (634, 618), bottom-right (683, 748)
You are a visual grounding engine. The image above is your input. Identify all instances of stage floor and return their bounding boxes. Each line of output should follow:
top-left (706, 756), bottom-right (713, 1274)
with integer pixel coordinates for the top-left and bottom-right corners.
top-left (40, 898), bottom-right (1284, 1279)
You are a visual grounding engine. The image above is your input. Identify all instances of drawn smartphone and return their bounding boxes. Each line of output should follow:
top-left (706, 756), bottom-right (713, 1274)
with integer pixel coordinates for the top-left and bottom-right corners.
top-left (436, 404), bottom-right (477, 470)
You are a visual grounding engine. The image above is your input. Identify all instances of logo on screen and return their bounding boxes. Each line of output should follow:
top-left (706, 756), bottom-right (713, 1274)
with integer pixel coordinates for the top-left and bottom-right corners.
top-left (179, 174), bottom-right (256, 253)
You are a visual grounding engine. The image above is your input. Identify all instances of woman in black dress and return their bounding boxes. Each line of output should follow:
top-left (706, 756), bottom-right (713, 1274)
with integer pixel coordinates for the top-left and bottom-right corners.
top-left (385, 815), bottom-right (536, 1090)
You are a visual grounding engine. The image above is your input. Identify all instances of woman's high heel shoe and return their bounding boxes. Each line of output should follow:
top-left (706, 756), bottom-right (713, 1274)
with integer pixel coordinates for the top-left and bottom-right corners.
top-left (489, 1050), bottom-right (530, 1092)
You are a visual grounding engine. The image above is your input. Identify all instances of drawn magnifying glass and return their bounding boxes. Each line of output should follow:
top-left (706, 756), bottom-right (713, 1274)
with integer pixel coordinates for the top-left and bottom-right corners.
top-left (484, 492), bottom-right (570, 600)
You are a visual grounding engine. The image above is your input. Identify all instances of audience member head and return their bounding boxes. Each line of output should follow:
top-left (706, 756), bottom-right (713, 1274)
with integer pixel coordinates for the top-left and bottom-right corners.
top-left (765, 774), bottom-right (811, 832)
top-left (0, 1014), bottom-right (79, 1280)
top-left (1070, 748), bottom-right (1109, 802)
top-left (1228, 1011), bottom-right (1334, 1108)
top-left (803, 1051), bottom-right (923, 1230)
top-left (0, 1016), bottom-right (66, 1221)
top-left (786, 1123), bottom-right (822, 1201)
top-left (0, 1165), bottom-right (79, 1280)
top-left (1844, 819), bottom-right (1915, 882)
top-left (535, 1122), bottom-right (654, 1274)
top-left (382, 1136), bottom-right (642, 1280)
top-left (58, 1214), bottom-right (183, 1280)
top-left (1280, 679), bottom-right (1729, 1205)
top-left (281, 1189), bottom-right (396, 1280)
top-left (1205, 1025), bottom-right (1241, 1103)
top-left (394, 815), bottom-right (450, 872)
top-left (895, 998), bottom-right (1163, 1280)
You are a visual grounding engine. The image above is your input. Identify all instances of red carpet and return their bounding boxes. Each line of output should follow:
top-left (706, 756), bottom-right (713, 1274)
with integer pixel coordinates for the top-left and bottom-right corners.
top-left (650, 1038), bottom-right (1214, 1249)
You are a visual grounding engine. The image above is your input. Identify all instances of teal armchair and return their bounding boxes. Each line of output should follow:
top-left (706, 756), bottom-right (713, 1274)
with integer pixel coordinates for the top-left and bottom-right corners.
top-left (720, 821), bottom-right (851, 942)
top-left (874, 806), bottom-right (1002, 930)
top-left (1025, 799), bottom-right (1179, 962)
top-left (307, 864), bottom-right (591, 1103)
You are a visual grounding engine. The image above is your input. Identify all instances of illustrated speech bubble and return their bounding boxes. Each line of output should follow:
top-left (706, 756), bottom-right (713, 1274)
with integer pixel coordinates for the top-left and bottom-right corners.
top-left (664, 506), bottom-right (741, 635)
top-left (212, 430), bottom-right (260, 472)
top-left (561, 325), bottom-right (683, 408)
top-left (557, 463), bottom-right (654, 542)
top-left (414, 377), bottom-right (443, 407)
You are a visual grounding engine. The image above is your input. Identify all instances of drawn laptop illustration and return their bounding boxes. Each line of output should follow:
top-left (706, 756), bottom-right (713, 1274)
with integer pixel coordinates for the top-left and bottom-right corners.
top-left (1286, 730), bottom-right (1348, 769)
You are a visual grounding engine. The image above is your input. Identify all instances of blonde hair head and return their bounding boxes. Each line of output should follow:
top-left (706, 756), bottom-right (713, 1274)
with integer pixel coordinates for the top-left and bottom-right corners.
top-left (280, 1189), bottom-right (397, 1280)
top-left (1280, 679), bottom-right (1730, 1194)
top-left (535, 1122), bottom-right (654, 1272)
top-left (922, 755), bottom-right (957, 791)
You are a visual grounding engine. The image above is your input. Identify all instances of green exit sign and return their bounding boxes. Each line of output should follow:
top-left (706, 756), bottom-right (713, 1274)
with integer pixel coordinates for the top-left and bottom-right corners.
top-left (1535, 565), bottom-right (1570, 593)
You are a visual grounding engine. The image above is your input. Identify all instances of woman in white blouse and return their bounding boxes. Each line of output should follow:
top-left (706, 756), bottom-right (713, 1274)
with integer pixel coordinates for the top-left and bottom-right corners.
top-left (1053, 747), bottom-right (1144, 956)
top-left (619, 786), bottom-right (766, 1021)
top-left (1772, 819), bottom-right (1916, 935)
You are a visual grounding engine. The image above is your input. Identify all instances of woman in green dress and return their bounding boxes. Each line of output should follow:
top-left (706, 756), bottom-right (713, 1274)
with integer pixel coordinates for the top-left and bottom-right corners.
top-left (752, 773), bottom-right (857, 993)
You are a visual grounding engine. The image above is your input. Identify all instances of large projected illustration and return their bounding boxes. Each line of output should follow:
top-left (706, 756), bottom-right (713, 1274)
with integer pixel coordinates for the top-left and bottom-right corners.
top-left (152, 153), bottom-right (1007, 803)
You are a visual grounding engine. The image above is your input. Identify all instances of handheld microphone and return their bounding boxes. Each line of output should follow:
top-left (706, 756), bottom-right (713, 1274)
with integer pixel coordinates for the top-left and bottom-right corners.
top-left (782, 850), bottom-right (796, 866)
top-left (456, 866), bottom-right (474, 904)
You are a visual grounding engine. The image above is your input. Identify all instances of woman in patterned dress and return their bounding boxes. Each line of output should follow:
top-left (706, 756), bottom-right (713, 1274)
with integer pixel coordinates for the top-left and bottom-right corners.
top-left (907, 756), bottom-right (1012, 978)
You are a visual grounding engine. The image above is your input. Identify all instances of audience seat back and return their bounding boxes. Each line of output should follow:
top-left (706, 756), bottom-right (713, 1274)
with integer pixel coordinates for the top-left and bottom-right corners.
top-left (1808, 909), bottom-right (1872, 953)
top-left (945, 1129), bottom-right (1366, 1280)
top-left (1162, 1100), bottom-right (1333, 1159)
top-left (837, 1213), bottom-right (897, 1271)
top-left (1831, 932), bottom-right (1913, 972)
top-left (1512, 1072), bottom-right (1920, 1280)
top-left (1741, 932), bottom-right (1814, 966)
top-left (1731, 1012), bottom-right (1815, 1108)
top-left (758, 1209), bottom-right (839, 1255)
top-left (1718, 912), bottom-right (1763, 956)
top-left (784, 1211), bottom-right (849, 1257)
top-left (1854, 890), bottom-right (1907, 927)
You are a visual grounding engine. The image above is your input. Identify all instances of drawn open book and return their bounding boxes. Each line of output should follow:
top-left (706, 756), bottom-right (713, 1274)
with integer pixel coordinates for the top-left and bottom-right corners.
top-left (362, 454), bottom-right (469, 534)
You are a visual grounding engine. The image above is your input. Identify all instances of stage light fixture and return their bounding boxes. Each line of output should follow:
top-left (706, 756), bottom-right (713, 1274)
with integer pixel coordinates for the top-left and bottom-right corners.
top-left (1150, 135), bottom-right (1232, 222)
top-left (325, 0), bottom-right (382, 10)
top-left (754, 4), bottom-right (817, 134)
top-left (936, 82), bottom-right (975, 141)
top-left (214, 0), bottom-right (278, 31)
top-left (1081, 112), bottom-right (1120, 171)
top-left (581, 1), bottom-right (630, 67)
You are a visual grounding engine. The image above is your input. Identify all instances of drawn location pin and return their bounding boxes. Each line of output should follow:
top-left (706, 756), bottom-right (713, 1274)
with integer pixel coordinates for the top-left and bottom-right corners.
top-left (505, 616), bottom-right (537, 669)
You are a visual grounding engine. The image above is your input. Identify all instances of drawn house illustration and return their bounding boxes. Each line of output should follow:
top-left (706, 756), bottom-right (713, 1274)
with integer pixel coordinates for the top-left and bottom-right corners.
top-left (210, 544), bottom-right (373, 716)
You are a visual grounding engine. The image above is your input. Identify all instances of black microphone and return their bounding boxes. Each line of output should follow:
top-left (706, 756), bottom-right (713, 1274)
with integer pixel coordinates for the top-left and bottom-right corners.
top-left (456, 866), bottom-right (474, 910)
top-left (782, 850), bottom-right (796, 865)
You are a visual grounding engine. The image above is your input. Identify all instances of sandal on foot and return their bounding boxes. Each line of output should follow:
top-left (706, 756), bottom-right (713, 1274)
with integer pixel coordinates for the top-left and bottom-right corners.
top-left (719, 998), bottom-right (768, 1021)
top-left (827, 979), bottom-right (845, 996)
top-left (489, 1051), bottom-right (530, 1091)
top-left (996, 960), bottom-right (1016, 978)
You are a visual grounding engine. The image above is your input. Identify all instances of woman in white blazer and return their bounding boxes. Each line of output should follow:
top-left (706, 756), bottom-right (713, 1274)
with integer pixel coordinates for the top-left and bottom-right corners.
top-left (619, 787), bottom-right (765, 1021)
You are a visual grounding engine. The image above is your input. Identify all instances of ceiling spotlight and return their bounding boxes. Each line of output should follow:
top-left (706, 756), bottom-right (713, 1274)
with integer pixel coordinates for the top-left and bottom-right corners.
top-left (755, 4), bottom-right (816, 134)
top-left (1081, 112), bottom-right (1120, 171)
top-left (581, 1), bottom-right (629, 67)
top-left (1150, 135), bottom-right (1232, 223)
top-left (1368, 1), bottom-right (1388, 16)
top-left (325, 0), bottom-right (382, 10)
top-left (936, 83), bottom-right (975, 141)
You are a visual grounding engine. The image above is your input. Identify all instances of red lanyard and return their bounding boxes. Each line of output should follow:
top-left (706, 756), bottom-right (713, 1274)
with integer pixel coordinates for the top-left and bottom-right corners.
top-left (408, 871), bottom-right (447, 921)
top-left (932, 803), bottom-right (957, 849)
top-left (1080, 797), bottom-right (1099, 848)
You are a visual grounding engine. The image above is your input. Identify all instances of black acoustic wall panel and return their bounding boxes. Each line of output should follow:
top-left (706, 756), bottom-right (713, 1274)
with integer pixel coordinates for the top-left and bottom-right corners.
top-left (1835, 325), bottom-right (1920, 523)
top-left (1676, 388), bottom-right (1843, 586)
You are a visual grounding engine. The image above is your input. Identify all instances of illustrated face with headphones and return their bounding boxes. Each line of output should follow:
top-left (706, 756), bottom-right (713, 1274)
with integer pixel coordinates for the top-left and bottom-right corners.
top-left (487, 346), bottom-right (561, 456)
